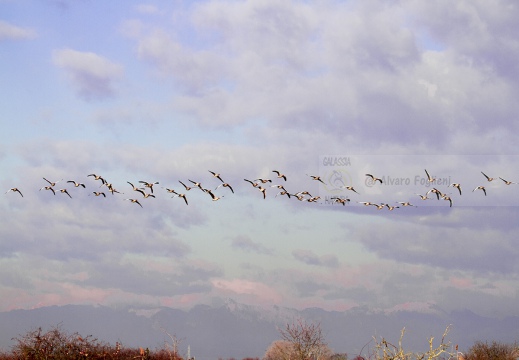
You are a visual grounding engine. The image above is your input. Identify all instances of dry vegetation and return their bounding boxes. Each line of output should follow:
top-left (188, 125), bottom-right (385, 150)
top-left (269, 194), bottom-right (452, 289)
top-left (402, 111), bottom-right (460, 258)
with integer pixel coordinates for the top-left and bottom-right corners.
top-left (0, 323), bottom-right (517, 360)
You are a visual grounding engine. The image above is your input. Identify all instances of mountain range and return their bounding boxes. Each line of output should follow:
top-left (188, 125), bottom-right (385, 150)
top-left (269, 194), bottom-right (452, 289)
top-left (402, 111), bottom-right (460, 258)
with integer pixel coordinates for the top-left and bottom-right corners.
top-left (1, 299), bottom-right (518, 360)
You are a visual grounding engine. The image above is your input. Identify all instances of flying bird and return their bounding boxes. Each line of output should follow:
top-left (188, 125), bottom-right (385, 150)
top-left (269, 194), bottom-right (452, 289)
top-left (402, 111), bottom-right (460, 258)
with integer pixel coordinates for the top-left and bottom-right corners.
top-left (449, 183), bottom-right (462, 195)
top-left (208, 171), bottom-right (225, 183)
top-left (173, 193), bottom-right (188, 205)
top-left (424, 169), bottom-right (436, 183)
top-left (331, 197), bottom-right (350, 206)
top-left (58, 188), bottom-right (72, 198)
top-left (39, 186), bottom-right (56, 195)
top-left (442, 194), bottom-right (453, 207)
top-left (43, 177), bottom-right (62, 187)
top-left (135, 189), bottom-right (155, 198)
top-left (416, 193), bottom-right (431, 200)
top-left (188, 179), bottom-right (205, 191)
top-left (139, 181), bottom-right (159, 193)
top-left (307, 174), bottom-right (326, 184)
top-left (255, 178), bottom-right (272, 184)
top-left (426, 188), bottom-right (443, 200)
top-left (67, 180), bottom-right (86, 188)
top-left (397, 201), bottom-right (415, 207)
top-left (124, 198), bottom-right (143, 208)
top-left (499, 177), bottom-right (517, 185)
top-left (179, 181), bottom-right (193, 191)
top-left (385, 204), bottom-right (399, 211)
top-left (87, 174), bottom-right (106, 184)
top-left (481, 172), bottom-right (496, 182)
top-left (244, 179), bottom-right (260, 188)
top-left (206, 190), bottom-right (224, 201)
top-left (342, 185), bottom-right (359, 194)
top-left (258, 186), bottom-right (267, 199)
top-left (272, 170), bottom-right (287, 181)
top-left (127, 182), bottom-right (144, 192)
top-left (365, 174), bottom-right (383, 184)
top-left (5, 188), bottom-right (23, 197)
top-left (91, 192), bottom-right (106, 197)
top-left (215, 183), bottom-right (234, 193)
top-left (473, 186), bottom-right (487, 196)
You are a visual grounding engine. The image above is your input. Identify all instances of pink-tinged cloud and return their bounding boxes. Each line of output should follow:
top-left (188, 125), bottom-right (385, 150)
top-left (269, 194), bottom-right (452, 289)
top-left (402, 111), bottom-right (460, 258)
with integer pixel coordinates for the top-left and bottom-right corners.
top-left (449, 276), bottom-right (473, 289)
top-left (212, 279), bottom-right (283, 304)
top-left (52, 48), bottom-right (124, 100)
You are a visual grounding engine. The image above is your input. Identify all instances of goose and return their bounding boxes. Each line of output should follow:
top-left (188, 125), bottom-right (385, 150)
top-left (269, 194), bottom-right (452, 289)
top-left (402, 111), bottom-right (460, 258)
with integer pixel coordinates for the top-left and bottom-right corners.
top-left (215, 183), bottom-right (234, 193)
top-left (386, 204), bottom-right (399, 211)
top-left (127, 182), bottom-right (144, 192)
top-left (270, 184), bottom-right (287, 190)
top-left (206, 190), bottom-right (224, 201)
top-left (255, 178), bottom-right (272, 184)
top-left (295, 191), bottom-right (312, 197)
top-left (481, 172), bottom-right (496, 182)
top-left (87, 174), bottom-right (106, 184)
top-left (139, 181), bottom-right (159, 193)
top-left (292, 193), bottom-right (307, 201)
top-left (162, 187), bottom-right (178, 194)
top-left (426, 188), bottom-right (443, 200)
top-left (173, 193), bottom-right (188, 205)
top-left (275, 190), bottom-right (291, 199)
top-left (258, 186), bottom-right (267, 199)
top-left (473, 186), bottom-right (487, 196)
top-left (179, 181), bottom-right (193, 191)
top-left (135, 189), bottom-right (155, 198)
top-left (67, 180), bottom-right (86, 188)
top-left (499, 177), bottom-right (517, 185)
top-left (449, 183), bottom-right (462, 195)
top-left (124, 198), bottom-right (143, 208)
top-left (188, 179), bottom-right (205, 191)
top-left (424, 169), bottom-right (436, 183)
top-left (5, 188), bottom-right (23, 197)
top-left (372, 203), bottom-right (386, 210)
top-left (307, 196), bottom-right (321, 203)
top-left (91, 192), bottom-right (106, 197)
top-left (331, 197), bottom-right (350, 206)
top-left (272, 170), bottom-right (287, 181)
top-left (365, 174), bottom-right (383, 184)
top-left (415, 193), bottom-right (430, 200)
top-left (358, 201), bottom-right (375, 206)
top-left (208, 171), bottom-right (225, 183)
top-left (442, 194), bottom-right (453, 207)
top-left (58, 188), bottom-right (72, 198)
top-left (397, 201), bottom-right (415, 207)
top-left (342, 186), bottom-right (359, 194)
top-left (43, 177), bottom-right (62, 187)
top-left (244, 179), bottom-right (260, 187)
top-left (307, 174), bottom-right (326, 184)
top-left (39, 186), bottom-right (56, 195)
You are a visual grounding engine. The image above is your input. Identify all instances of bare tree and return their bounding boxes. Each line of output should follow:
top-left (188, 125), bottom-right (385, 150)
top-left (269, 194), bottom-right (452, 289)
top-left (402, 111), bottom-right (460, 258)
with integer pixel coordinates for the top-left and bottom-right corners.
top-left (277, 318), bottom-right (331, 360)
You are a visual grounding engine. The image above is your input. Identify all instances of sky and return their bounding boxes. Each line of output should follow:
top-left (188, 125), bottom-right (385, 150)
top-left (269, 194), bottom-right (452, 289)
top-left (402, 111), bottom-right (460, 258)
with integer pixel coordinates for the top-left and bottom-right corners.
top-left (1, 0), bottom-right (519, 322)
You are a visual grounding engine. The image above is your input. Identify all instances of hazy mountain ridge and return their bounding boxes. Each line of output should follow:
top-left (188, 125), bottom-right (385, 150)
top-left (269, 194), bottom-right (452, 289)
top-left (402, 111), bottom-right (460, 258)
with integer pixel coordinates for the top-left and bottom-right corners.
top-left (1, 301), bottom-right (518, 360)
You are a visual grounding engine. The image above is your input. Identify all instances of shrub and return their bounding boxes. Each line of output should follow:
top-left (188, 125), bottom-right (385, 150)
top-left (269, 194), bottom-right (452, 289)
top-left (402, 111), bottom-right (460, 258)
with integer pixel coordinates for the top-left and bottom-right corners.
top-left (464, 340), bottom-right (519, 360)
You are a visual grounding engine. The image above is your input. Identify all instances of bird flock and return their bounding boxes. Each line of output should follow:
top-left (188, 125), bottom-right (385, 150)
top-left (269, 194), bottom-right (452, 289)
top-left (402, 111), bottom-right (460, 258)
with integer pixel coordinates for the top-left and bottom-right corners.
top-left (4, 169), bottom-right (517, 210)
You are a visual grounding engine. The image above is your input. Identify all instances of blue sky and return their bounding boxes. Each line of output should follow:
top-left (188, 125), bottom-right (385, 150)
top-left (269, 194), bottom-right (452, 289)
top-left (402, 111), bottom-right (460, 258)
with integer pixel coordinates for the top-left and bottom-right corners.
top-left (2, 0), bottom-right (519, 321)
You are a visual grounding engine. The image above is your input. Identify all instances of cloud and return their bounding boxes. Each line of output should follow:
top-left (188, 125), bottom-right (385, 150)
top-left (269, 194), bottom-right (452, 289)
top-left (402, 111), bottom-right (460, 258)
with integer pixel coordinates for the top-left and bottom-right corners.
top-left (231, 235), bottom-right (273, 255)
top-left (292, 249), bottom-right (339, 268)
top-left (0, 20), bottom-right (36, 41)
top-left (52, 49), bottom-right (124, 100)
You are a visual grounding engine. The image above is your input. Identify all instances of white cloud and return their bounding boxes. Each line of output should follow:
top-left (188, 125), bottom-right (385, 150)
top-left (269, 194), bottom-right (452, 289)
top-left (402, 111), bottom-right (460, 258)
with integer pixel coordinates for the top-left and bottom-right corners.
top-left (0, 20), bottom-right (36, 41)
top-left (52, 49), bottom-right (124, 100)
